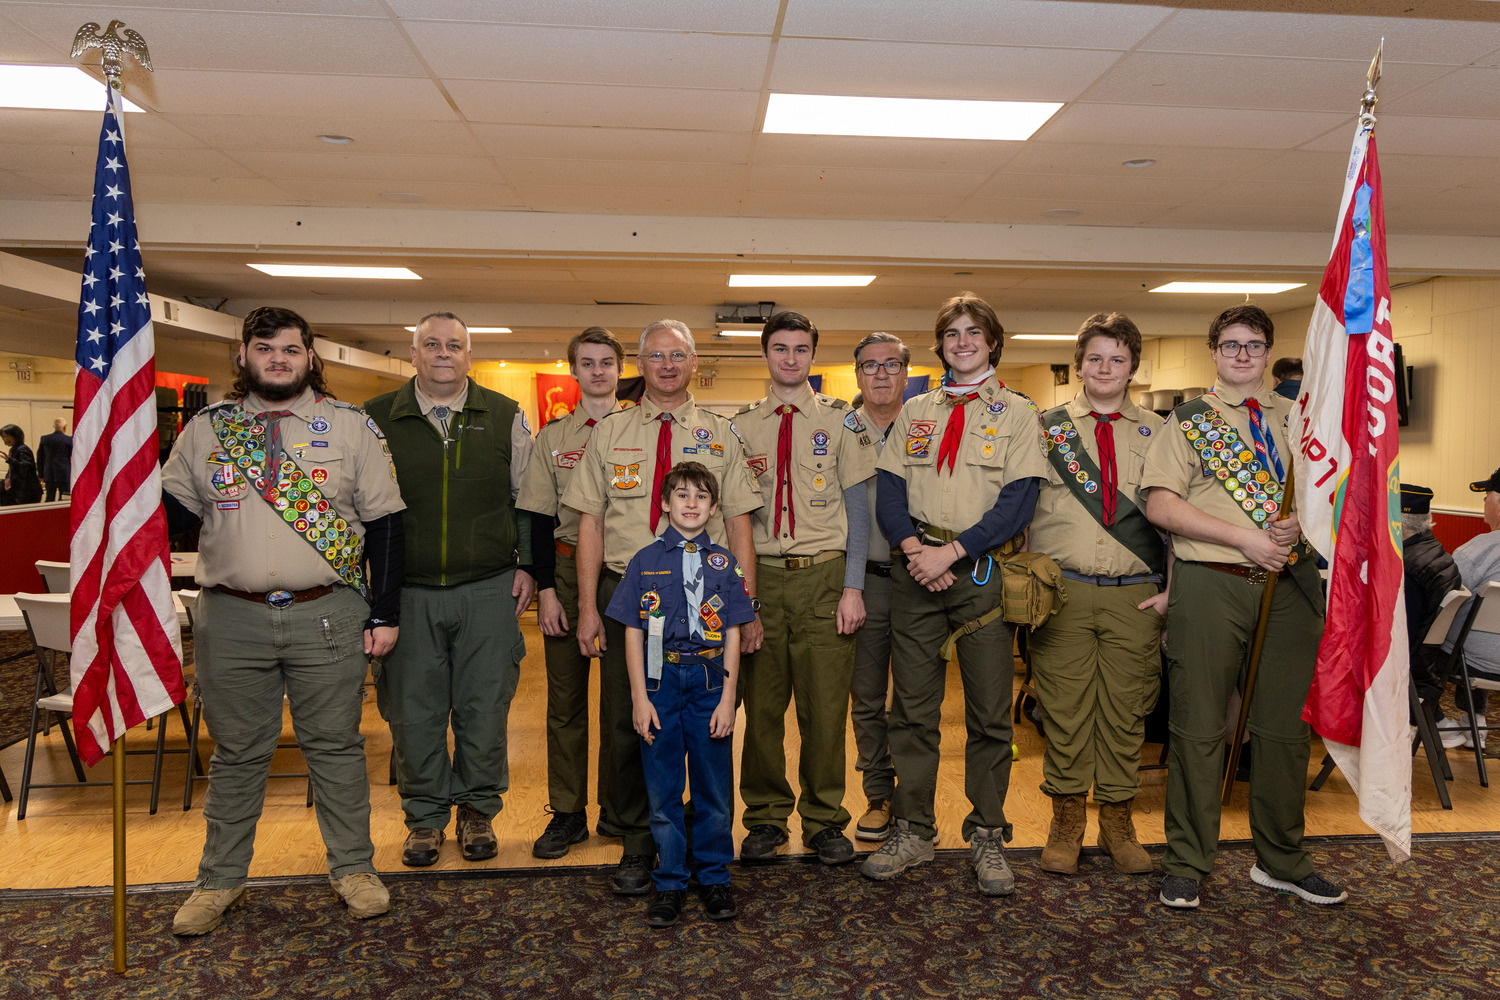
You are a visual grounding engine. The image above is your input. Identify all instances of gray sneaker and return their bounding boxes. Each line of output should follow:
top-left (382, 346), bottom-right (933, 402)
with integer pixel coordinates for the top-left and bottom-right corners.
top-left (172, 886), bottom-right (246, 936)
top-left (1250, 864), bottom-right (1348, 905)
top-left (970, 826), bottom-right (1015, 896)
top-left (1159, 874), bottom-right (1201, 909)
top-left (860, 819), bottom-right (935, 880)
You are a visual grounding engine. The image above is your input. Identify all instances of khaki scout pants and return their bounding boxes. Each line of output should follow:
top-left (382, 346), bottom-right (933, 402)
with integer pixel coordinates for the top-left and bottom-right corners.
top-left (740, 557), bottom-right (856, 843)
top-left (543, 553), bottom-right (610, 816)
top-left (1162, 561), bottom-right (1325, 883)
top-left (193, 585), bottom-right (375, 888)
top-left (888, 557), bottom-right (1017, 842)
top-left (1029, 579), bottom-right (1161, 803)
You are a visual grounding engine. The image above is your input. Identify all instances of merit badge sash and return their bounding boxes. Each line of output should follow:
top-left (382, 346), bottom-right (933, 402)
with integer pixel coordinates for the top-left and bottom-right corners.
top-left (1041, 405), bottom-right (1164, 574)
top-left (211, 407), bottom-right (367, 595)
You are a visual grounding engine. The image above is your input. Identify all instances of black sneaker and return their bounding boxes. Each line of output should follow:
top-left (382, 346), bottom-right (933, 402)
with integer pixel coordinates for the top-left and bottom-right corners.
top-left (1250, 865), bottom-right (1348, 905)
top-left (1159, 874), bottom-right (1200, 909)
top-left (809, 827), bottom-right (856, 866)
top-left (612, 854), bottom-right (654, 895)
top-left (740, 824), bottom-right (789, 862)
top-left (699, 883), bottom-right (737, 921)
top-left (532, 809), bottom-right (589, 859)
top-left (645, 889), bottom-right (686, 928)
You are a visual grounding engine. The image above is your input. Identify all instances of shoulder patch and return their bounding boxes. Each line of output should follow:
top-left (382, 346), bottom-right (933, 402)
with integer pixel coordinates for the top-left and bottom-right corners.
top-left (365, 416), bottom-right (386, 439)
top-left (519, 410), bottom-right (532, 434)
top-left (843, 409), bottom-right (866, 433)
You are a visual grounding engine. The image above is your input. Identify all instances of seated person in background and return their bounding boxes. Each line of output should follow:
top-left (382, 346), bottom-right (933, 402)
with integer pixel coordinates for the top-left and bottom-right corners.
top-left (1400, 484), bottom-right (1462, 708)
top-left (1439, 468), bottom-right (1500, 749)
top-left (605, 462), bottom-right (755, 928)
top-left (1270, 357), bottom-right (1302, 401)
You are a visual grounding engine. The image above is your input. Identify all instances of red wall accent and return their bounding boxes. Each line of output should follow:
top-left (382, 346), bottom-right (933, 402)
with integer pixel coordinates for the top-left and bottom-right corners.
top-left (1433, 509), bottom-right (1487, 554)
top-left (1, 504), bottom-right (70, 593)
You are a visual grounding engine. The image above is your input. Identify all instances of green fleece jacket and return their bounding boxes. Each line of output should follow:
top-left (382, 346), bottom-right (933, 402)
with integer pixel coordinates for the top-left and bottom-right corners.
top-left (364, 378), bottom-right (527, 587)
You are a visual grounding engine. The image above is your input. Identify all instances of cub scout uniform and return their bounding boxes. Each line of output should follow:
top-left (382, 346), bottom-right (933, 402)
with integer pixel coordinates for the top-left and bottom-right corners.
top-left (1140, 383), bottom-right (1325, 885)
top-left (733, 384), bottom-right (877, 844)
top-left (161, 386), bottom-right (404, 888)
top-left (1028, 392), bottom-right (1165, 804)
top-left (561, 394), bottom-right (761, 856)
top-left (875, 375), bottom-right (1048, 841)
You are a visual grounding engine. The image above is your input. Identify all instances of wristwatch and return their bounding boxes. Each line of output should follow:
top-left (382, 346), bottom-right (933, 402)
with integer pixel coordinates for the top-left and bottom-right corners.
top-left (749, 598), bottom-right (762, 613)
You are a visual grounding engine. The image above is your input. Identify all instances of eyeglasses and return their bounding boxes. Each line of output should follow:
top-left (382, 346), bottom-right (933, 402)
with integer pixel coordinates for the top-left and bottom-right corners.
top-left (856, 359), bottom-right (907, 375)
top-left (642, 351), bottom-right (692, 365)
top-left (1216, 341), bottom-right (1269, 358)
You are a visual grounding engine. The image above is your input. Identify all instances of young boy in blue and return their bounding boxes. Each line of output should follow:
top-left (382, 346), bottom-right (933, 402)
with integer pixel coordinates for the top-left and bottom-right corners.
top-left (605, 461), bottom-right (756, 928)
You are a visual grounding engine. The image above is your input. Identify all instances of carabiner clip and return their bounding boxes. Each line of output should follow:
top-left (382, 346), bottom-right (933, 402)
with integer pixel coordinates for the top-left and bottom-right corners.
top-left (971, 554), bottom-right (994, 586)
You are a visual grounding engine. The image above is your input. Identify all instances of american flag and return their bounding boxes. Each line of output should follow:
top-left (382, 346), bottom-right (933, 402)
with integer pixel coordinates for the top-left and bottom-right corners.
top-left (1291, 111), bottom-right (1411, 862)
top-left (68, 85), bottom-right (184, 767)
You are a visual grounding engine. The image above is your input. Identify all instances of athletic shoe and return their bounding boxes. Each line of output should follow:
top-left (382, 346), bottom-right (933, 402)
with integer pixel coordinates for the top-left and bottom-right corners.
top-left (1250, 864), bottom-right (1348, 905)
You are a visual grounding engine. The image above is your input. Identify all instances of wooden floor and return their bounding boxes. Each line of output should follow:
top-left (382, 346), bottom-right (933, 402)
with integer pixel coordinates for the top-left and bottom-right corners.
top-left (2, 613), bottom-right (1496, 890)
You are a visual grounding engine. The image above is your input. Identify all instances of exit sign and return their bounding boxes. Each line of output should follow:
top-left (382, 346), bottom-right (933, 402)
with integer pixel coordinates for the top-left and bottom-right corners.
top-left (698, 375), bottom-right (714, 388)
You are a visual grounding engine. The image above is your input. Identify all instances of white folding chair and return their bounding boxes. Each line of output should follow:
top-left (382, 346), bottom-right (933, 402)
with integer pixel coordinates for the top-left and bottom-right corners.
top-left (34, 561), bottom-right (71, 594)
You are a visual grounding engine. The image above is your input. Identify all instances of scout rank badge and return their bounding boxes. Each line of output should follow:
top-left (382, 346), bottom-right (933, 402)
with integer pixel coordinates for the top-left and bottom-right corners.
top-left (612, 463), bottom-right (642, 489)
top-left (906, 419), bottom-right (937, 458)
top-left (980, 425), bottom-right (998, 460)
top-left (1046, 421), bottom-right (1101, 494)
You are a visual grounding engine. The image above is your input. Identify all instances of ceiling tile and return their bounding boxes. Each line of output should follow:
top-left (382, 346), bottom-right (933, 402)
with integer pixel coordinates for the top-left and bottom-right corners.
top-left (1139, 9), bottom-right (1500, 64)
top-left (947, 197), bottom-right (1173, 227)
top-left (969, 170), bottom-right (1223, 203)
top-left (0, 109), bottom-right (207, 149)
top-left (1382, 67), bottom-right (1500, 119)
top-left (0, 9), bottom-right (55, 61)
top-left (747, 163), bottom-right (990, 199)
top-left (1301, 113), bottom-right (1500, 157)
top-left (1145, 202), bottom-right (1330, 232)
top-left (472, 124), bottom-right (751, 163)
top-left (266, 177), bottom-right (525, 209)
top-left (142, 71), bottom-right (454, 120)
top-left (0, 167), bottom-right (67, 198)
top-left (132, 175), bottom-right (304, 205)
top-left (510, 185), bottom-right (743, 215)
top-left (1041, 104), bottom-right (1351, 149)
top-left (739, 189), bottom-right (961, 220)
top-left (446, 80), bottom-right (760, 130)
top-left (781, 0), bottom-right (1173, 48)
top-left (493, 158), bottom-right (743, 190)
top-left (165, 116), bottom-right (484, 156)
top-left (1000, 142), bottom-right (1281, 180)
top-left (385, 0), bottom-right (779, 33)
top-left (752, 133), bottom-right (1023, 172)
top-left (231, 150), bottom-right (503, 184)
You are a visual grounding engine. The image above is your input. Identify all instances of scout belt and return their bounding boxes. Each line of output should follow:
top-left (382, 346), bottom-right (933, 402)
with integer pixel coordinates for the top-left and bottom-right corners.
top-left (211, 406), bottom-right (367, 595)
top-left (1040, 404), bottom-right (1165, 575)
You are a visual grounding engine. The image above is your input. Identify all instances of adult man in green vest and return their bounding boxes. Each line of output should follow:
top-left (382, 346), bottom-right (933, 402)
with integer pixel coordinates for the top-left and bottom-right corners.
top-left (365, 311), bottom-right (536, 867)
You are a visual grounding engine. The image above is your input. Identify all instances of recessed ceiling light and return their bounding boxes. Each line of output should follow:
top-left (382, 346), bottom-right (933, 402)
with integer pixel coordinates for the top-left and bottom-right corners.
top-left (249, 264), bottom-right (421, 279)
top-left (1011, 334), bottom-right (1079, 341)
top-left (763, 93), bottom-right (1062, 141)
top-left (0, 65), bottom-right (144, 111)
top-left (728, 274), bottom-right (875, 287)
top-left (1122, 158), bottom-right (1157, 168)
top-left (404, 325), bottom-right (512, 334)
top-left (1150, 281), bottom-right (1306, 294)
top-left (1042, 208), bottom-right (1082, 219)
top-left (317, 134), bottom-right (354, 144)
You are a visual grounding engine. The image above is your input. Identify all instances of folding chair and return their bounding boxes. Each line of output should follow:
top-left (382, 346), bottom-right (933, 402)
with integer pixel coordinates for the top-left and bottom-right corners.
top-left (15, 593), bottom-right (195, 819)
top-left (1310, 586), bottom-right (1473, 809)
top-left (179, 590), bottom-right (314, 810)
top-left (1447, 580), bottom-right (1500, 786)
top-left (33, 561), bottom-right (70, 594)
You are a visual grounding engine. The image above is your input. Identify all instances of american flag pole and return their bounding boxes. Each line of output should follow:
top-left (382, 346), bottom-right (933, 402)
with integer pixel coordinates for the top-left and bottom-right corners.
top-left (69, 21), bottom-right (182, 973)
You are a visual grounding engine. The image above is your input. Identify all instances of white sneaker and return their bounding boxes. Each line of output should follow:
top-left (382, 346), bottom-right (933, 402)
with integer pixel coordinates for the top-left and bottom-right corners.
top-left (1438, 713), bottom-right (1487, 749)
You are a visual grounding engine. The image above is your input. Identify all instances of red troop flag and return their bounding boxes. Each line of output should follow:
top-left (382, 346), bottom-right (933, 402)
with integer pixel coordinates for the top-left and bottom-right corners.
top-left (68, 85), bottom-right (184, 766)
top-left (536, 372), bottom-right (582, 427)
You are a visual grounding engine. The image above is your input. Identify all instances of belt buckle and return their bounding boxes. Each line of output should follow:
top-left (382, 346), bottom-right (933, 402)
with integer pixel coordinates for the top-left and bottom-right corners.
top-left (1245, 568), bottom-right (1268, 585)
top-left (266, 589), bottom-right (295, 609)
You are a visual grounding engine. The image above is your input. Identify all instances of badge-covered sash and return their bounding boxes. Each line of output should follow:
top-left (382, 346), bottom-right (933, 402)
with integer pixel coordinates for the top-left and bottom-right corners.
top-left (1040, 405), bottom-right (1164, 574)
top-left (211, 406), bottom-right (366, 594)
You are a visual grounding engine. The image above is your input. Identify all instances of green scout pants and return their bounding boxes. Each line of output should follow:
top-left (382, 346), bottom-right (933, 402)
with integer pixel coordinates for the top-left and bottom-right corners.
top-left (850, 568), bottom-right (897, 804)
top-left (543, 553), bottom-right (610, 816)
top-left (375, 571), bottom-right (525, 830)
top-left (598, 569), bottom-right (656, 856)
top-left (889, 556), bottom-right (1017, 842)
top-left (1162, 561), bottom-right (1326, 883)
top-left (740, 557), bottom-right (855, 843)
top-left (1029, 579), bottom-right (1162, 803)
top-left (193, 585), bottom-right (375, 888)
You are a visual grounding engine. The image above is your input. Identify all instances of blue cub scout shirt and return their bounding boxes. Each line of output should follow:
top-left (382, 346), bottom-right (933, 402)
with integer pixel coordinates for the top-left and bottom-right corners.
top-left (605, 525), bottom-right (756, 648)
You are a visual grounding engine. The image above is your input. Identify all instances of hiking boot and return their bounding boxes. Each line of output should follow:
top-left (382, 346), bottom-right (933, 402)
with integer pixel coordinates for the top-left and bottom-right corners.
top-left (1096, 799), bottom-right (1153, 874)
top-left (1159, 874), bottom-right (1200, 909)
top-left (645, 889), bottom-right (686, 928)
top-left (856, 800), bottom-right (892, 841)
top-left (1039, 793), bottom-right (1086, 875)
top-left (1250, 865), bottom-right (1348, 905)
top-left (532, 808), bottom-right (589, 859)
top-left (612, 854), bottom-right (654, 895)
top-left (860, 819), bottom-right (934, 880)
top-left (171, 886), bottom-right (246, 936)
top-left (456, 803), bottom-right (498, 862)
top-left (330, 872), bottom-right (390, 919)
top-left (401, 827), bottom-right (445, 867)
top-left (970, 826), bottom-right (1015, 896)
top-left (809, 827), bottom-right (856, 866)
top-left (740, 824), bottom-right (789, 862)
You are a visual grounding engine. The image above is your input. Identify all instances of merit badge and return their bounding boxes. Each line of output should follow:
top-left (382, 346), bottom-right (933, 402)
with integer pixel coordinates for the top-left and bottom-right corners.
top-left (844, 410), bottom-right (866, 434)
top-left (295, 518), bottom-right (309, 532)
top-left (707, 552), bottom-right (729, 571)
top-left (611, 463), bottom-right (642, 489)
top-left (311, 468), bottom-right (328, 485)
top-left (812, 473), bottom-right (827, 491)
top-left (309, 416), bottom-right (330, 434)
top-left (1084, 482), bottom-right (1098, 493)
top-left (694, 426), bottom-right (712, 442)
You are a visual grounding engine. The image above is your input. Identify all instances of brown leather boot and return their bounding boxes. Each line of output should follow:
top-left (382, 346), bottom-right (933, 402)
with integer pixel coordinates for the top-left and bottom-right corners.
top-left (1038, 793), bottom-right (1086, 875)
top-left (1097, 799), bottom-right (1153, 873)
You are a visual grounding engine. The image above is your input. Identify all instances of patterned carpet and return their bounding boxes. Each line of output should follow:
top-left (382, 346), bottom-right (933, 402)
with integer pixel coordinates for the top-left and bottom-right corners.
top-left (2, 836), bottom-right (1498, 999)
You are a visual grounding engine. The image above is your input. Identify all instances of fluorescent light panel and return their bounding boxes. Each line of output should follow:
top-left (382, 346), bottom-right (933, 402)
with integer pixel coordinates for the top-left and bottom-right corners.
top-left (716, 329), bottom-right (764, 338)
top-left (763, 93), bottom-right (1062, 141)
top-left (1011, 335), bottom-right (1078, 341)
top-left (405, 326), bottom-right (512, 334)
top-left (1150, 281), bottom-right (1305, 294)
top-left (0, 65), bottom-right (145, 111)
top-left (728, 274), bottom-right (875, 288)
top-left (249, 264), bottom-right (421, 280)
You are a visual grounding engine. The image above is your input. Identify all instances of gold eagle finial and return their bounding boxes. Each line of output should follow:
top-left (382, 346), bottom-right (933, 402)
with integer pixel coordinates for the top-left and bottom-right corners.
top-left (71, 19), bottom-right (153, 89)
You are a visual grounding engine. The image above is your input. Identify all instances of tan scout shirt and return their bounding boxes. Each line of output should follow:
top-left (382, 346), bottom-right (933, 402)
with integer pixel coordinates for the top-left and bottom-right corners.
top-left (876, 375), bottom-right (1049, 535)
top-left (1031, 392), bottom-right (1165, 577)
top-left (516, 403), bottom-right (603, 546)
top-left (735, 383), bottom-right (878, 557)
top-left (1140, 383), bottom-right (1294, 567)
top-left (561, 393), bottom-right (762, 575)
top-left (161, 387), bottom-right (405, 592)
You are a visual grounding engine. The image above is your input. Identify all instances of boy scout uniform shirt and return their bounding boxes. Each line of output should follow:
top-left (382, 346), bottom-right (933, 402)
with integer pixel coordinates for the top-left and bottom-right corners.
top-left (1031, 392), bottom-right (1163, 578)
top-left (1139, 383), bottom-right (1294, 567)
top-left (734, 383), bottom-right (878, 556)
top-left (603, 526), bottom-right (757, 647)
top-left (161, 387), bottom-right (405, 592)
top-left (875, 375), bottom-right (1049, 536)
top-left (516, 403), bottom-right (606, 546)
top-left (561, 393), bottom-right (762, 576)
